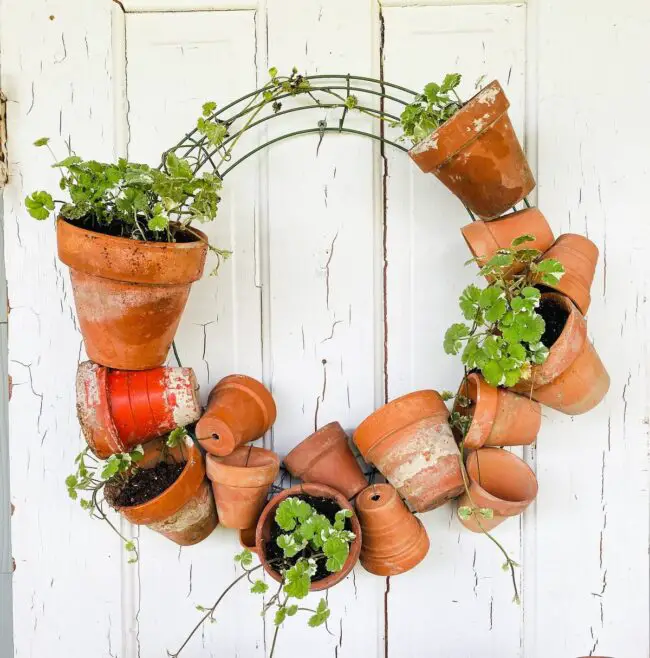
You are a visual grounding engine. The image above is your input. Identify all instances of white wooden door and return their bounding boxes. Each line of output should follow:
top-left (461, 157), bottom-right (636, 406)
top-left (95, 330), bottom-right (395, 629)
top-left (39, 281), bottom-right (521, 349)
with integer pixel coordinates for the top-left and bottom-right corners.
top-left (1, 1), bottom-right (648, 657)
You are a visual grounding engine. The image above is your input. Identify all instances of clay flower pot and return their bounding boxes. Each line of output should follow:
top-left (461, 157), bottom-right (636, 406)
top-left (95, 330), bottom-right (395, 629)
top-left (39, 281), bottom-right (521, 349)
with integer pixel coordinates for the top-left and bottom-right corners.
top-left (510, 293), bottom-right (610, 414)
top-left (112, 436), bottom-right (217, 546)
top-left (196, 375), bottom-right (277, 456)
top-left (206, 446), bottom-right (280, 529)
top-left (57, 218), bottom-right (208, 370)
top-left (538, 234), bottom-right (599, 314)
top-left (355, 484), bottom-right (429, 576)
top-left (461, 207), bottom-right (555, 272)
top-left (454, 373), bottom-right (541, 450)
top-left (457, 448), bottom-right (538, 532)
top-left (76, 361), bottom-right (202, 459)
top-left (284, 422), bottom-right (368, 499)
top-left (255, 483), bottom-right (362, 591)
top-left (353, 391), bottom-right (464, 512)
top-left (408, 81), bottom-right (535, 219)
top-left (239, 527), bottom-right (258, 553)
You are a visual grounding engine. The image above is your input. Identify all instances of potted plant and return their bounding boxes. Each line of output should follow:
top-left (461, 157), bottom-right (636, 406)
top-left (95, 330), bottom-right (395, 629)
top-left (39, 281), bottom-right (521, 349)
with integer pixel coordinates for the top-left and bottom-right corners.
top-left (76, 360), bottom-right (202, 459)
top-left (25, 134), bottom-right (229, 370)
top-left (402, 75), bottom-right (535, 219)
top-left (353, 390), bottom-right (464, 512)
top-left (355, 483), bottom-right (429, 576)
top-left (284, 421), bottom-right (368, 499)
top-left (206, 445), bottom-right (280, 529)
top-left (196, 374), bottom-right (277, 456)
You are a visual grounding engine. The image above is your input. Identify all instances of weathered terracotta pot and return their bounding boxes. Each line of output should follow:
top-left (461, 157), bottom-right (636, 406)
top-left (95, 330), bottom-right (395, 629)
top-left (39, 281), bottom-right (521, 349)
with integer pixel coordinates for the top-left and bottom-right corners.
top-left (57, 218), bottom-right (208, 370)
top-left (408, 81), bottom-right (535, 219)
top-left (353, 391), bottom-right (464, 512)
top-left (538, 234), bottom-right (599, 314)
top-left (355, 484), bottom-right (429, 576)
top-left (196, 375), bottom-right (277, 456)
top-left (111, 436), bottom-right (217, 546)
top-left (76, 361), bottom-right (202, 459)
top-left (255, 483), bottom-right (362, 591)
top-left (510, 293), bottom-right (609, 414)
top-left (461, 207), bottom-right (555, 273)
top-left (457, 448), bottom-right (538, 532)
top-left (284, 422), bottom-right (368, 499)
top-left (454, 373), bottom-right (541, 450)
top-left (206, 446), bottom-right (279, 529)
top-left (239, 527), bottom-right (258, 553)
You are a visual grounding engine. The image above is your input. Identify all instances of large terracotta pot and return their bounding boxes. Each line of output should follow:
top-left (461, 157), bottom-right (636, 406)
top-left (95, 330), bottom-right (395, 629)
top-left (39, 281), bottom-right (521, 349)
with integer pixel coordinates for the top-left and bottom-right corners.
top-left (355, 484), bottom-right (429, 576)
top-left (353, 391), bottom-right (464, 512)
top-left (457, 448), bottom-right (538, 532)
top-left (510, 293), bottom-right (609, 414)
top-left (255, 483), bottom-right (362, 591)
top-left (196, 375), bottom-right (276, 456)
top-left (284, 422), bottom-right (368, 499)
top-left (57, 218), bottom-right (208, 370)
top-left (461, 207), bottom-right (555, 273)
top-left (206, 446), bottom-right (279, 529)
top-left (454, 373), bottom-right (541, 450)
top-left (76, 361), bottom-right (202, 459)
top-left (110, 436), bottom-right (217, 546)
top-left (538, 234), bottom-right (599, 314)
top-left (408, 81), bottom-right (535, 219)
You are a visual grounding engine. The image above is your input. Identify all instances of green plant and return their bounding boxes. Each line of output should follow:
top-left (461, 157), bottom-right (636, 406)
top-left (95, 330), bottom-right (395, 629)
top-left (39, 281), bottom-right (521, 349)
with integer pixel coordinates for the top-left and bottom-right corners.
top-left (170, 497), bottom-right (356, 657)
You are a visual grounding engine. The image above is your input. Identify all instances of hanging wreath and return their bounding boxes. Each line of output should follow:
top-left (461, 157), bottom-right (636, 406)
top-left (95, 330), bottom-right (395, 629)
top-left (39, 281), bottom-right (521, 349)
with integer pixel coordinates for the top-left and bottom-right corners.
top-left (25, 68), bottom-right (609, 657)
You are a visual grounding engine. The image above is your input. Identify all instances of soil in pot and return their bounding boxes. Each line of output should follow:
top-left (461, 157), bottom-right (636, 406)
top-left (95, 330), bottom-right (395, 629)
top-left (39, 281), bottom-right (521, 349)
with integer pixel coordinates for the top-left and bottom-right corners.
top-left (537, 296), bottom-right (570, 348)
top-left (110, 461), bottom-right (185, 507)
top-left (264, 493), bottom-right (353, 583)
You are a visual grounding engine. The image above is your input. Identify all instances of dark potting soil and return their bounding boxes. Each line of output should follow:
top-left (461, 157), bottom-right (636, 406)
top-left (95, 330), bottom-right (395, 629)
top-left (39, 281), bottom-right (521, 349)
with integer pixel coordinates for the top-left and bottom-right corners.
top-left (537, 297), bottom-right (569, 348)
top-left (111, 461), bottom-right (185, 507)
top-left (63, 216), bottom-right (198, 244)
top-left (265, 494), bottom-right (352, 583)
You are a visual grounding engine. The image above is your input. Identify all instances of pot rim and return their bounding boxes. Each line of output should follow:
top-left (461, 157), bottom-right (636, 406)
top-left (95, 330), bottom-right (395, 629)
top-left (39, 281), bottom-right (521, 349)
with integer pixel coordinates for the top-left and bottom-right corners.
top-left (284, 421), bottom-right (348, 477)
top-left (454, 373), bottom-right (498, 450)
top-left (255, 482), bottom-right (362, 591)
top-left (206, 446), bottom-right (280, 487)
top-left (208, 374), bottom-right (277, 431)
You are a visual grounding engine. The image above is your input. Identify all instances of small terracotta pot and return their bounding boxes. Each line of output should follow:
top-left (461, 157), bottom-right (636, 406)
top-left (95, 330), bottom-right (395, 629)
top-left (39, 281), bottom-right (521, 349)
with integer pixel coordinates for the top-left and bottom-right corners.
top-left (206, 446), bottom-right (280, 529)
top-left (196, 375), bottom-right (277, 456)
top-left (408, 81), bottom-right (535, 219)
top-left (355, 484), bottom-right (429, 576)
top-left (538, 234), bottom-right (599, 314)
top-left (76, 361), bottom-right (202, 459)
top-left (353, 391), bottom-right (464, 512)
top-left (284, 422), bottom-right (368, 499)
top-left (461, 207), bottom-right (555, 273)
top-left (239, 527), bottom-right (258, 553)
top-left (510, 293), bottom-right (610, 414)
top-left (457, 448), bottom-right (538, 532)
top-left (111, 436), bottom-right (217, 546)
top-left (255, 483), bottom-right (362, 591)
top-left (57, 218), bottom-right (208, 370)
top-left (454, 373), bottom-right (541, 450)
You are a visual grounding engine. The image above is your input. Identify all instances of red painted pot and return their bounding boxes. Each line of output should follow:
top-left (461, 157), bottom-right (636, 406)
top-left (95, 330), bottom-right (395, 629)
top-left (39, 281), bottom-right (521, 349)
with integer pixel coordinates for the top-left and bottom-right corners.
top-left (353, 391), bottom-right (464, 512)
top-left (196, 375), bottom-right (277, 456)
top-left (408, 81), bottom-right (535, 219)
top-left (255, 483), bottom-right (362, 591)
top-left (76, 360), bottom-right (202, 459)
top-left (284, 422), bottom-right (368, 499)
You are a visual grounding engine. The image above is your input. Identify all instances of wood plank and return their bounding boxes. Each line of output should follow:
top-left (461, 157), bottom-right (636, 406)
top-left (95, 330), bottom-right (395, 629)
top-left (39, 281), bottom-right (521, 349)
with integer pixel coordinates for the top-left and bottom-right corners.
top-left (121, 0), bottom-right (256, 11)
top-left (123, 9), bottom-right (265, 658)
top-left (531, 1), bottom-right (650, 656)
top-left (382, 5), bottom-right (527, 657)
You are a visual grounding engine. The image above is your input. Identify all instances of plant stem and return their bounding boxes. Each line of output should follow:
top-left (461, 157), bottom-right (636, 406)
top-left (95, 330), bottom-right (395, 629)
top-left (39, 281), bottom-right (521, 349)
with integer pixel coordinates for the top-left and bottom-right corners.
top-left (269, 625), bottom-right (281, 658)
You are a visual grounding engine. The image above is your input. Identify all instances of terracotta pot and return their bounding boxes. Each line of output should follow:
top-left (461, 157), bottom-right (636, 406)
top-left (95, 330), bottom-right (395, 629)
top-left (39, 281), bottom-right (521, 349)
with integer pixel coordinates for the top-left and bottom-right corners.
top-left (510, 293), bottom-right (609, 414)
top-left (457, 448), bottom-right (538, 532)
top-left (111, 436), bottom-right (217, 546)
top-left (76, 361), bottom-right (202, 459)
top-left (255, 483), bottom-right (362, 591)
top-left (454, 373), bottom-right (541, 450)
top-left (353, 391), bottom-right (464, 512)
top-left (355, 484), bottom-right (429, 576)
top-left (196, 375), bottom-right (276, 456)
top-left (408, 81), bottom-right (535, 219)
top-left (239, 527), bottom-right (258, 553)
top-left (206, 446), bottom-right (279, 529)
top-left (284, 422), bottom-right (368, 499)
top-left (461, 207), bottom-right (555, 273)
top-left (57, 218), bottom-right (207, 370)
top-left (538, 234), bottom-right (599, 314)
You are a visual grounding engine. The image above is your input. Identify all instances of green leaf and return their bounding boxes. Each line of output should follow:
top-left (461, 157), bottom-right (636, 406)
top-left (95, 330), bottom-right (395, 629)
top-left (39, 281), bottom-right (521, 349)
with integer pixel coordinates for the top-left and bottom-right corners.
top-left (441, 73), bottom-right (461, 92)
top-left (511, 234), bottom-right (535, 247)
top-left (440, 390), bottom-right (454, 402)
top-left (60, 202), bottom-right (90, 220)
top-left (165, 152), bottom-right (193, 180)
top-left (283, 560), bottom-right (311, 599)
top-left (166, 427), bottom-right (187, 448)
top-left (277, 533), bottom-right (303, 558)
top-left (148, 214), bottom-right (168, 232)
top-left (323, 535), bottom-right (349, 572)
top-left (459, 284), bottom-right (482, 321)
top-left (443, 323), bottom-right (470, 355)
top-left (65, 475), bottom-right (78, 489)
top-left (234, 549), bottom-right (253, 567)
top-left (286, 604), bottom-right (298, 617)
top-left (274, 607), bottom-right (287, 626)
top-left (250, 580), bottom-right (269, 594)
top-left (535, 258), bottom-right (565, 285)
top-left (202, 101), bottom-right (217, 117)
top-left (344, 95), bottom-right (358, 110)
top-left (34, 137), bottom-right (50, 147)
top-left (333, 508), bottom-right (352, 531)
top-left (100, 456), bottom-right (120, 480)
top-left (25, 191), bottom-right (55, 220)
top-left (478, 508), bottom-right (494, 520)
top-left (275, 497), bottom-right (313, 531)
top-left (457, 506), bottom-right (473, 521)
top-left (308, 599), bottom-right (330, 628)
top-left (268, 66), bottom-right (278, 78)
top-left (125, 540), bottom-right (136, 551)
top-left (482, 360), bottom-right (504, 387)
